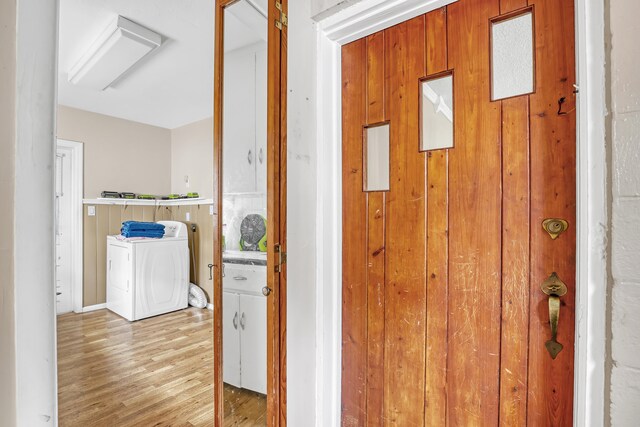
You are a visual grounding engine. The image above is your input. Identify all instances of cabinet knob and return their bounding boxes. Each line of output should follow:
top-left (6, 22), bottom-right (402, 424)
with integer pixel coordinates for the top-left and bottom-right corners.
top-left (248, 149), bottom-right (253, 165)
top-left (262, 286), bottom-right (272, 296)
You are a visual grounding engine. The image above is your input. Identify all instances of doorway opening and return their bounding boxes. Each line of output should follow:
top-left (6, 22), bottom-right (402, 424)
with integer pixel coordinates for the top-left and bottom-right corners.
top-left (54, 0), bottom-right (219, 424)
top-left (55, 139), bottom-right (83, 315)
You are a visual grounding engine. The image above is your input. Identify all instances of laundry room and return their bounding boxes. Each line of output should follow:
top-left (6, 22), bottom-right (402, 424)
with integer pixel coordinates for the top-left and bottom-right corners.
top-left (53, 0), bottom-right (269, 424)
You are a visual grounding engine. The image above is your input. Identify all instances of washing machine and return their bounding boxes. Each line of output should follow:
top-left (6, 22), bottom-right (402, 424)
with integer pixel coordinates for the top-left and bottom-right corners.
top-left (106, 221), bottom-right (189, 321)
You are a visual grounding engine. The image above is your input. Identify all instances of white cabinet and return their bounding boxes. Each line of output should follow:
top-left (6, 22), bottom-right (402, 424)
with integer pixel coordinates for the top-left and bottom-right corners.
top-left (223, 291), bottom-right (242, 388)
top-left (223, 41), bottom-right (267, 194)
top-left (222, 263), bottom-right (267, 394)
top-left (238, 294), bottom-right (267, 393)
top-left (254, 45), bottom-right (267, 193)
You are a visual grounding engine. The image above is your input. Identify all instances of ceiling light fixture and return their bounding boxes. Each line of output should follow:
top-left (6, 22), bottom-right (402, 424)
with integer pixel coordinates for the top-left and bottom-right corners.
top-left (68, 16), bottom-right (162, 91)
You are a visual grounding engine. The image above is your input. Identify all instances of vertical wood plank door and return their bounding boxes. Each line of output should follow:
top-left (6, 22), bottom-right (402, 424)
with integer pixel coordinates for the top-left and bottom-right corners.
top-left (341, 0), bottom-right (576, 425)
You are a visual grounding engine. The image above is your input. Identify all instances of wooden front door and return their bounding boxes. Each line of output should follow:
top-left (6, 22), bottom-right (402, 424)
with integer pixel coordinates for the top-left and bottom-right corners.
top-left (341, 0), bottom-right (576, 425)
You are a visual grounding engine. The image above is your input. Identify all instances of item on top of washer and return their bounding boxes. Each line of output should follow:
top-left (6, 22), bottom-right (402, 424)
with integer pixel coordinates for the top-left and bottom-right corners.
top-left (101, 190), bottom-right (120, 198)
top-left (121, 221), bottom-right (165, 238)
top-left (161, 194), bottom-right (187, 200)
top-left (239, 214), bottom-right (267, 252)
top-left (137, 194), bottom-right (156, 200)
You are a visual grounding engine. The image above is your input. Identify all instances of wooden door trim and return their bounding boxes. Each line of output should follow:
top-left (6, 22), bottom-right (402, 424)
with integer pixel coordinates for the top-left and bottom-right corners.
top-left (213, 0), bottom-right (288, 426)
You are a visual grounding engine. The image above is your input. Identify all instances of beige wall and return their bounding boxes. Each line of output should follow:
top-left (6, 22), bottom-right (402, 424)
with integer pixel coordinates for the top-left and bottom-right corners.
top-left (83, 202), bottom-right (214, 307)
top-left (0, 0), bottom-right (17, 424)
top-left (57, 105), bottom-right (172, 198)
top-left (171, 117), bottom-right (214, 198)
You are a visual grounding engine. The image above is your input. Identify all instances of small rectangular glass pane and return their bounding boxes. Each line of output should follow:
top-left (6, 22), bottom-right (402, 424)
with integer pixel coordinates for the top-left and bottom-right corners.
top-left (491, 11), bottom-right (534, 100)
top-left (420, 75), bottom-right (453, 151)
top-left (364, 124), bottom-right (390, 192)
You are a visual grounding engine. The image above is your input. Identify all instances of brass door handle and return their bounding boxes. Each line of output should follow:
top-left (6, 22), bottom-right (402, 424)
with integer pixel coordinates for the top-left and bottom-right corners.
top-left (541, 272), bottom-right (568, 359)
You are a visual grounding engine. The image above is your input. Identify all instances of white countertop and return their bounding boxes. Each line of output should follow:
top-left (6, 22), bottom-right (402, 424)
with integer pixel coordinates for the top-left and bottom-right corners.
top-left (223, 250), bottom-right (267, 261)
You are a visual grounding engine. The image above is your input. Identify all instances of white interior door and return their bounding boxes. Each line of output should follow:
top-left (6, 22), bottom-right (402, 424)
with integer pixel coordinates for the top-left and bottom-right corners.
top-left (55, 147), bottom-right (73, 314)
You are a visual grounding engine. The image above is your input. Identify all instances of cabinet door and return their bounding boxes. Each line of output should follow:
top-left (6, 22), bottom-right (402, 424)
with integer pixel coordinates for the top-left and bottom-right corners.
top-left (223, 291), bottom-right (241, 388)
top-left (255, 41), bottom-right (267, 194)
top-left (239, 293), bottom-right (267, 394)
top-left (223, 46), bottom-right (256, 193)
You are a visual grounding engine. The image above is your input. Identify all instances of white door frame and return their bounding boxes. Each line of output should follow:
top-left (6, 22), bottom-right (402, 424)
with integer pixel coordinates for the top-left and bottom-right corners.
top-left (313, 0), bottom-right (607, 426)
top-left (56, 139), bottom-right (84, 313)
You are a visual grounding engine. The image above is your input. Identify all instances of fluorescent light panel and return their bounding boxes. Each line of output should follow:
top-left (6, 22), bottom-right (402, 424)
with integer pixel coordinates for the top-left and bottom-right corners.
top-left (68, 16), bottom-right (162, 91)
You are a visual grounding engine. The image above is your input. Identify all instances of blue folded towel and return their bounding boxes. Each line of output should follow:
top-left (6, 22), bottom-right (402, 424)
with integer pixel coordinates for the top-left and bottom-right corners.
top-left (121, 221), bottom-right (165, 231)
top-left (121, 221), bottom-right (165, 238)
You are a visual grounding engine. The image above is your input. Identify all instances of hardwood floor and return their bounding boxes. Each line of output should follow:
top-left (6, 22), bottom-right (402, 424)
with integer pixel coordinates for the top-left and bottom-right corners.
top-left (224, 384), bottom-right (266, 426)
top-left (57, 308), bottom-right (266, 426)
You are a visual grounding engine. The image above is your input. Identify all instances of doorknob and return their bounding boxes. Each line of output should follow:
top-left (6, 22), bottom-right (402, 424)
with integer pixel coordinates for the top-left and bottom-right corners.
top-left (541, 272), bottom-right (568, 359)
top-left (262, 286), bottom-right (272, 296)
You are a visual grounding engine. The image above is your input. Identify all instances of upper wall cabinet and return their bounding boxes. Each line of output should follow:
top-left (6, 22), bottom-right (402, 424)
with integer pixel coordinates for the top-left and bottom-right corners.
top-left (223, 41), bottom-right (267, 194)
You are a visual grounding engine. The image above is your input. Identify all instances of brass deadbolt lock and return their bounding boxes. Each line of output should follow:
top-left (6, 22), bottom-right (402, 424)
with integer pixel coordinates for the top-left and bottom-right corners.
top-left (542, 218), bottom-right (569, 240)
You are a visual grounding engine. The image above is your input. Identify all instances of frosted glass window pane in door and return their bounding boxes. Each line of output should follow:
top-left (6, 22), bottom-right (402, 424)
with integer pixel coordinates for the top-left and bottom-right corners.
top-left (364, 124), bottom-right (390, 192)
top-left (491, 11), bottom-right (534, 100)
top-left (420, 75), bottom-right (453, 151)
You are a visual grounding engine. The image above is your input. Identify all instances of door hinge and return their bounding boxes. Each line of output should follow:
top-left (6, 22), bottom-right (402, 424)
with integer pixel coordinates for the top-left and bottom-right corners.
top-left (275, 1), bottom-right (288, 30)
top-left (275, 243), bottom-right (287, 273)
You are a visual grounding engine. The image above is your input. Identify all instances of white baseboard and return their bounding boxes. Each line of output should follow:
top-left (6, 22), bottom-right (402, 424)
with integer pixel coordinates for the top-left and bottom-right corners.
top-left (82, 303), bottom-right (106, 313)
top-left (207, 303), bottom-right (214, 311)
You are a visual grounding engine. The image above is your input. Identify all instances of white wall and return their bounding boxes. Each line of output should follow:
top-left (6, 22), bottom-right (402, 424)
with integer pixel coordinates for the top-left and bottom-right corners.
top-left (609, 0), bottom-right (640, 423)
top-left (0, 0), bottom-right (17, 424)
top-left (15, 0), bottom-right (58, 424)
top-left (287, 0), bottom-right (319, 423)
top-left (171, 117), bottom-right (214, 198)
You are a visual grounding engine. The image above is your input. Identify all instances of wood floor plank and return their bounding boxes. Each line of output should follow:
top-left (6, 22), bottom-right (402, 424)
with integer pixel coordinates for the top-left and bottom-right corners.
top-left (383, 16), bottom-right (427, 426)
top-left (499, 95), bottom-right (531, 426)
top-left (57, 308), bottom-right (266, 426)
top-left (446, 0), bottom-right (502, 424)
top-left (526, 0), bottom-right (576, 424)
top-left (365, 30), bottom-right (386, 427)
top-left (424, 7), bottom-right (449, 426)
top-left (340, 38), bottom-right (368, 426)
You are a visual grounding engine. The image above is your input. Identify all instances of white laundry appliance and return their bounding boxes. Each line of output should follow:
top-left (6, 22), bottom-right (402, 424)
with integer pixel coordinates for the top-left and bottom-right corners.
top-left (106, 221), bottom-right (189, 321)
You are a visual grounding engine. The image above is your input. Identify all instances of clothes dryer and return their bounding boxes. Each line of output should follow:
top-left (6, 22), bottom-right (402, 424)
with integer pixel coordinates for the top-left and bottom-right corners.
top-left (106, 221), bottom-right (189, 321)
